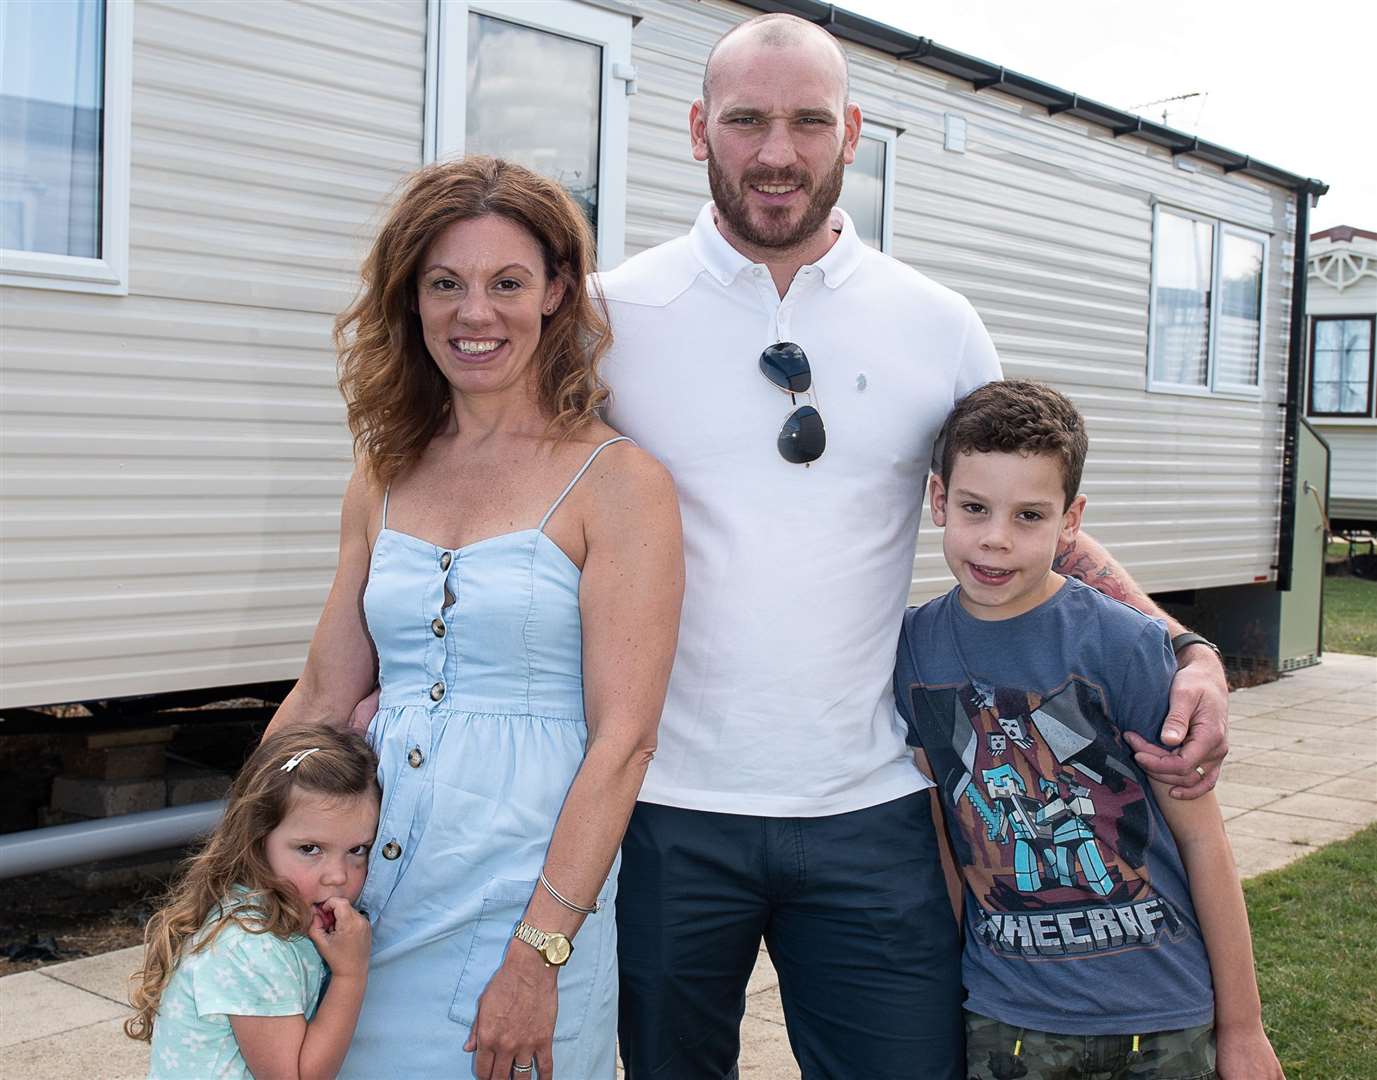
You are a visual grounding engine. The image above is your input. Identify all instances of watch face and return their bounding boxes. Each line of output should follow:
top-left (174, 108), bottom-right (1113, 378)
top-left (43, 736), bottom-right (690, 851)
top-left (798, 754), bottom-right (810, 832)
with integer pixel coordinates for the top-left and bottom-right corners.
top-left (543, 934), bottom-right (572, 965)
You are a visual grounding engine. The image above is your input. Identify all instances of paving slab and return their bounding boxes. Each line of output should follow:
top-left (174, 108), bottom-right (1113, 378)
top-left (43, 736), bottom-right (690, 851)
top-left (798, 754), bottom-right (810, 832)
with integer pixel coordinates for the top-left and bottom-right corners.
top-left (1219, 762), bottom-right (1333, 793)
top-left (1219, 745), bottom-right (1273, 765)
top-left (745, 980), bottom-right (787, 1026)
top-left (1292, 736), bottom-right (1376, 761)
top-left (1228, 836), bottom-right (1320, 879)
top-left (738, 1013), bottom-right (799, 1078)
top-left (1255, 706), bottom-right (1367, 727)
top-left (1225, 809), bottom-right (1360, 846)
top-left (1264, 791), bottom-right (1377, 826)
top-left (1223, 698), bottom-right (1282, 718)
top-left (746, 946), bottom-right (778, 998)
top-left (1321, 689), bottom-right (1377, 706)
top-left (1296, 699), bottom-right (1376, 717)
top-left (1228, 714), bottom-right (1348, 738)
top-left (0, 1017), bottom-right (147, 1080)
top-left (42, 945), bottom-right (141, 1006)
top-left (0, 971), bottom-right (129, 1048)
top-left (1236, 749), bottom-right (1361, 777)
top-left (1226, 728), bottom-right (1310, 750)
top-left (1210, 779), bottom-right (1287, 809)
top-left (1311, 775), bottom-right (1377, 802)
top-left (1329, 712), bottom-right (1377, 728)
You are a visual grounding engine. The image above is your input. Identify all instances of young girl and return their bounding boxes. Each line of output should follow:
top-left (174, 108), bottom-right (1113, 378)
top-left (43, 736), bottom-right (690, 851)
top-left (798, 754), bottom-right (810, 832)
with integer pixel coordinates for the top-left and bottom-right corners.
top-left (127, 726), bottom-right (379, 1080)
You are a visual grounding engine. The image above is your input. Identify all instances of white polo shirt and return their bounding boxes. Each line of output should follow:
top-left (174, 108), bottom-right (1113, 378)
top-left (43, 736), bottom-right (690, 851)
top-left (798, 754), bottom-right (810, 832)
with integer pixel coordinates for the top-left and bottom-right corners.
top-left (598, 203), bottom-right (1001, 816)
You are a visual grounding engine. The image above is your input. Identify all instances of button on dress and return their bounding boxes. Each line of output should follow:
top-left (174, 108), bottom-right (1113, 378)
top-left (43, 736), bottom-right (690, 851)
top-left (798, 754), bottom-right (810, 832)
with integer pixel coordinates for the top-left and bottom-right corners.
top-left (342, 438), bottom-right (629, 1078)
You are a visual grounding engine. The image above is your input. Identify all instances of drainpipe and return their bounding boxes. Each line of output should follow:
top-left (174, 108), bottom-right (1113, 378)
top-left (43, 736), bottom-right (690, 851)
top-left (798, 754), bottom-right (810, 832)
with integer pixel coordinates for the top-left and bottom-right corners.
top-left (0, 800), bottom-right (224, 880)
top-left (1276, 181), bottom-right (1324, 591)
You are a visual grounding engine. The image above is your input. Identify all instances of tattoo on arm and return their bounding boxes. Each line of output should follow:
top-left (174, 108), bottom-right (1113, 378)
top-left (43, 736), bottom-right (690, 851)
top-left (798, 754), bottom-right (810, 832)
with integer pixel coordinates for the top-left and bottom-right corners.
top-left (1054, 540), bottom-right (1132, 606)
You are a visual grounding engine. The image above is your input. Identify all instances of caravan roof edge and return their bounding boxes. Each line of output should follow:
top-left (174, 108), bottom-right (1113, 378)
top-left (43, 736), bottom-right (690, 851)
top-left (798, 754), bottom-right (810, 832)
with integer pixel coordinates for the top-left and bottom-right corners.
top-left (736, 0), bottom-right (1328, 198)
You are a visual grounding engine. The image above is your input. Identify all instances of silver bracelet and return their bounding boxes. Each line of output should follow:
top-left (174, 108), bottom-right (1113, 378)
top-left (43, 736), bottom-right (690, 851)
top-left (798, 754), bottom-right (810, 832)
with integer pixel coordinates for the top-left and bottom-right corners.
top-left (539, 871), bottom-right (600, 915)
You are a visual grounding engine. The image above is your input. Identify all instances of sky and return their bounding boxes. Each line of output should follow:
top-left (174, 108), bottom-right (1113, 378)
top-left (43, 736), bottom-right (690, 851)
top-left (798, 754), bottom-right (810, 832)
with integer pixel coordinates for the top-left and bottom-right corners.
top-left (845, 0), bottom-right (1374, 232)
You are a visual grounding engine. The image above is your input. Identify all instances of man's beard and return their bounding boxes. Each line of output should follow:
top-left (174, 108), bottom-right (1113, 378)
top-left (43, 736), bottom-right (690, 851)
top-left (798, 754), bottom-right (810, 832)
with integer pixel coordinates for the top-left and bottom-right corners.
top-left (706, 146), bottom-right (846, 251)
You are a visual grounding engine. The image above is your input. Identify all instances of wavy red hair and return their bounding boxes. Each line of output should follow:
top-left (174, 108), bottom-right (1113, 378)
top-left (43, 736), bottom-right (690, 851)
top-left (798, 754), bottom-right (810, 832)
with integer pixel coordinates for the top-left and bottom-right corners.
top-left (337, 156), bottom-right (612, 485)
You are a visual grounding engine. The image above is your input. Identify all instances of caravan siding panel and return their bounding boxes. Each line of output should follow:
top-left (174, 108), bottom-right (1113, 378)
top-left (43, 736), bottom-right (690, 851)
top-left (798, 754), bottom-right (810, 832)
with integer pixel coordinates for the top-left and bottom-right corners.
top-left (626, 0), bottom-right (1294, 603)
top-left (1323, 429), bottom-right (1377, 520)
top-left (0, 0), bottom-right (426, 708)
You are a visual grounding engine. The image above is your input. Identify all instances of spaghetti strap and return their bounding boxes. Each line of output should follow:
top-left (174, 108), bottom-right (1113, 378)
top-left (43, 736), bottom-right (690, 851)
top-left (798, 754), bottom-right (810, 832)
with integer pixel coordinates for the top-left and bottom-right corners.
top-left (538, 436), bottom-right (633, 532)
top-left (381, 486), bottom-right (390, 530)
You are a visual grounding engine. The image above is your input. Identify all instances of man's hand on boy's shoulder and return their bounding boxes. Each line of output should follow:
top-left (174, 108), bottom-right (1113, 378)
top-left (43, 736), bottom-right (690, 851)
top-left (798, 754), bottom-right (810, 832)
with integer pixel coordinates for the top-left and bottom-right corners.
top-left (1125, 642), bottom-right (1229, 799)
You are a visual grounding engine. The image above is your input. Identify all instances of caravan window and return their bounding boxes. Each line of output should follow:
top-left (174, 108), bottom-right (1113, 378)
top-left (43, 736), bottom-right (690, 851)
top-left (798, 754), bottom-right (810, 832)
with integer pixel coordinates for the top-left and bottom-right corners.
top-left (1148, 206), bottom-right (1268, 398)
top-left (465, 14), bottom-right (602, 233)
top-left (839, 125), bottom-right (896, 252)
top-left (430, 1), bottom-right (633, 269)
top-left (0, 0), bottom-right (130, 293)
top-left (1308, 316), bottom-right (1375, 418)
top-left (1149, 210), bottom-right (1214, 388)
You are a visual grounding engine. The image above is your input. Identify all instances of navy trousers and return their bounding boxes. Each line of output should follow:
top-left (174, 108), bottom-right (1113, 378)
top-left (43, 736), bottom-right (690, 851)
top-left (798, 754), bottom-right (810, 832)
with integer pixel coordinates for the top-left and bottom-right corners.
top-left (616, 792), bottom-right (963, 1079)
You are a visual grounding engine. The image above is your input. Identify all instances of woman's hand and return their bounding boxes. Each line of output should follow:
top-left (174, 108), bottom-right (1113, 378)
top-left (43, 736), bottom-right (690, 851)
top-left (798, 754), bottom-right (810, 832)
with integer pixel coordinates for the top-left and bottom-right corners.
top-left (1216, 1020), bottom-right (1284, 1079)
top-left (306, 897), bottom-right (372, 980)
top-left (463, 942), bottom-right (558, 1080)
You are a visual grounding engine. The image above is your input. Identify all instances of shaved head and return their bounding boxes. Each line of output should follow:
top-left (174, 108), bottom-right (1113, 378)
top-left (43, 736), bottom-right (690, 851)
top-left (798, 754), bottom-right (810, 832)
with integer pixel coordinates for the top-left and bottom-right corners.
top-left (702, 13), bottom-right (849, 110)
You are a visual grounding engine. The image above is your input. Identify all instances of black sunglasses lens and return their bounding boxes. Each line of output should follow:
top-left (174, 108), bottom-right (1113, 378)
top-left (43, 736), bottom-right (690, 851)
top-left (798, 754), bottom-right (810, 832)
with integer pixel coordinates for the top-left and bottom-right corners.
top-left (778, 405), bottom-right (826, 464)
top-left (759, 342), bottom-right (811, 394)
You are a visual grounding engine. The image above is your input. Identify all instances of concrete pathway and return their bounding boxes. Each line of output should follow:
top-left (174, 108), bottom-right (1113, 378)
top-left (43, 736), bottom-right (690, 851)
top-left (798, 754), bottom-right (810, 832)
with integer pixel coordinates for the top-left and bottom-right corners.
top-left (3, 652), bottom-right (1373, 1079)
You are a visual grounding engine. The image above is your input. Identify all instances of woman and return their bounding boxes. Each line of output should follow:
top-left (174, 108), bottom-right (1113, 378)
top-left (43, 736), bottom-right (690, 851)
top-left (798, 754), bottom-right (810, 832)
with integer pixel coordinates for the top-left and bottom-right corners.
top-left (265, 156), bottom-right (683, 1078)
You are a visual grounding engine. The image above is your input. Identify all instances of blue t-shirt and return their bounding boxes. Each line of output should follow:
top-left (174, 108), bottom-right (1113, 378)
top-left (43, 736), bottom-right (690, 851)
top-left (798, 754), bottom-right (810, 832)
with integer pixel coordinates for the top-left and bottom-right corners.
top-left (895, 577), bottom-right (1214, 1035)
top-left (147, 890), bottom-right (324, 1080)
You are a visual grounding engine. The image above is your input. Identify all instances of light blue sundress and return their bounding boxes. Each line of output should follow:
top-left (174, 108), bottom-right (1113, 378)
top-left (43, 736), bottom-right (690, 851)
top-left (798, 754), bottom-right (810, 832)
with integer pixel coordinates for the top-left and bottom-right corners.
top-left (342, 437), bottom-right (628, 1078)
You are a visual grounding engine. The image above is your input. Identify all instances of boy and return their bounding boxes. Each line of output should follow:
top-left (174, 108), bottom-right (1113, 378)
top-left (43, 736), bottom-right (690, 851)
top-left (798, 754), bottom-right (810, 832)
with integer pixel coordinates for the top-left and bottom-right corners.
top-left (896, 380), bottom-right (1282, 1079)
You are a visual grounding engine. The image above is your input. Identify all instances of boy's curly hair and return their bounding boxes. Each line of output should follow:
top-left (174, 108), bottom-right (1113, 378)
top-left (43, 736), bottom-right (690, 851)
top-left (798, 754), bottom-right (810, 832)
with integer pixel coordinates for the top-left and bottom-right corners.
top-left (939, 379), bottom-right (1088, 509)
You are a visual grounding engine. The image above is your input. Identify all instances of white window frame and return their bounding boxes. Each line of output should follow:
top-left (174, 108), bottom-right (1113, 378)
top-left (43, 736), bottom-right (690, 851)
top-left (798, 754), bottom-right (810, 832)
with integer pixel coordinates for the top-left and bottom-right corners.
top-left (1146, 202), bottom-right (1268, 400)
top-left (427, 0), bottom-right (632, 269)
top-left (851, 121), bottom-right (896, 254)
top-left (0, 0), bottom-right (132, 295)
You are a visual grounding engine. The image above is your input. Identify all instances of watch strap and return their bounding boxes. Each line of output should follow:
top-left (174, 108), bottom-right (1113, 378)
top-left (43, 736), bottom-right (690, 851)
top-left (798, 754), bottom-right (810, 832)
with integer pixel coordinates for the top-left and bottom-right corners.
top-left (1170, 632), bottom-right (1221, 658)
top-left (513, 921), bottom-right (547, 951)
top-left (512, 920), bottom-right (572, 966)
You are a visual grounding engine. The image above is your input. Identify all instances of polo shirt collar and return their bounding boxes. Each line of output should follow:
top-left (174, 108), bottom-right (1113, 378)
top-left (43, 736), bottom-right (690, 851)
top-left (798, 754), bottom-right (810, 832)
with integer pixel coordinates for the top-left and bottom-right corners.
top-left (688, 202), bottom-right (866, 290)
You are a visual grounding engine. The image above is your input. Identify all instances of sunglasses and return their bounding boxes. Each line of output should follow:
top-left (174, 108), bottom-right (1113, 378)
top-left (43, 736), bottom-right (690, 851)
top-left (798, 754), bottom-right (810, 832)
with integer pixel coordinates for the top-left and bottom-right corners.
top-left (759, 342), bottom-right (826, 465)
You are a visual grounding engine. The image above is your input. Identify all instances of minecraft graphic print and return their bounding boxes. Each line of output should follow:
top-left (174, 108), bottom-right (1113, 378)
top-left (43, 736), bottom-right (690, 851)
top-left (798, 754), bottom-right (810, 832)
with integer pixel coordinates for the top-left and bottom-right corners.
top-left (911, 676), bottom-right (1187, 960)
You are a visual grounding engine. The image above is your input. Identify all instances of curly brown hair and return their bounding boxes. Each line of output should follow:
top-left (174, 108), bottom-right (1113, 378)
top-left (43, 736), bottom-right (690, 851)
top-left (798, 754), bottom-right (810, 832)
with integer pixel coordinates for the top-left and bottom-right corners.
top-left (939, 379), bottom-right (1088, 509)
top-left (337, 156), bottom-right (612, 486)
top-left (125, 726), bottom-right (378, 1041)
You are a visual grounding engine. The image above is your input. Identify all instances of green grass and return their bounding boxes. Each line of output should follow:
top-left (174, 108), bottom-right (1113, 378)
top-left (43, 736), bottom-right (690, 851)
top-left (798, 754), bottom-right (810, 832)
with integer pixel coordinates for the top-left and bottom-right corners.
top-left (1246, 824), bottom-right (1377, 1080)
top-left (1324, 573), bottom-right (1377, 655)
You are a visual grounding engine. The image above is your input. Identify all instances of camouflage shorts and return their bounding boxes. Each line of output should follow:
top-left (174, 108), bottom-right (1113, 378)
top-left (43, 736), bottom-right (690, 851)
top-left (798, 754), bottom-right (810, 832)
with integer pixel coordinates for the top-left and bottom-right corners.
top-left (965, 1011), bottom-right (1216, 1080)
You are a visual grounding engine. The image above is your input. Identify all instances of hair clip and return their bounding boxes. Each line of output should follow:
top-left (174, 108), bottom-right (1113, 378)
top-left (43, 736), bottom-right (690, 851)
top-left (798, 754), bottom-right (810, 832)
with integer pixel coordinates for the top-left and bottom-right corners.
top-left (281, 747), bottom-right (322, 772)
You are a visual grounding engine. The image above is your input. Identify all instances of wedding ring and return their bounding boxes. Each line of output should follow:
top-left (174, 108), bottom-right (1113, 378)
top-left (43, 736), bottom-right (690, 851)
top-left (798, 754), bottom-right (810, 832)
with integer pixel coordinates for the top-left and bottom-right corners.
top-left (512, 1062), bottom-right (534, 1075)
top-left (1194, 765), bottom-right (1207, 778)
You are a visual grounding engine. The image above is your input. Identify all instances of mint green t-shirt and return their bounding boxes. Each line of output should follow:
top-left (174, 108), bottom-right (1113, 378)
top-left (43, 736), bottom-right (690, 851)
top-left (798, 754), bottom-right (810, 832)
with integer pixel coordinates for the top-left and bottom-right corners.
top-left (147, 895), bottom-right (324, 1080)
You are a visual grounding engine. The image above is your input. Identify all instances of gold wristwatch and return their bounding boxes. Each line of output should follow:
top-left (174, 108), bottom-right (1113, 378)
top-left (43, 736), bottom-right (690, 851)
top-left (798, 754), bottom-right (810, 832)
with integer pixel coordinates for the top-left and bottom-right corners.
top-left (513, 921), bottom-right (573, 967)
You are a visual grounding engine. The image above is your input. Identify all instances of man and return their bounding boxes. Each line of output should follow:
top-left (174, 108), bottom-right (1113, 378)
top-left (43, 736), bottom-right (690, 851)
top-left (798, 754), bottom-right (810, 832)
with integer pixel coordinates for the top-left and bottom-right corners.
top-left (597, 13), bottom-right (1229, 1079)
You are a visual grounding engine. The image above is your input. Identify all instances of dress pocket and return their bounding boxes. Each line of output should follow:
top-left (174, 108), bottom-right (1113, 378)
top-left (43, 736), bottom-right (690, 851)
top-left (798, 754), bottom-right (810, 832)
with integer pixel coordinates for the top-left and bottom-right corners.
top-left (448, 876), bottom-right (614, 1044)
